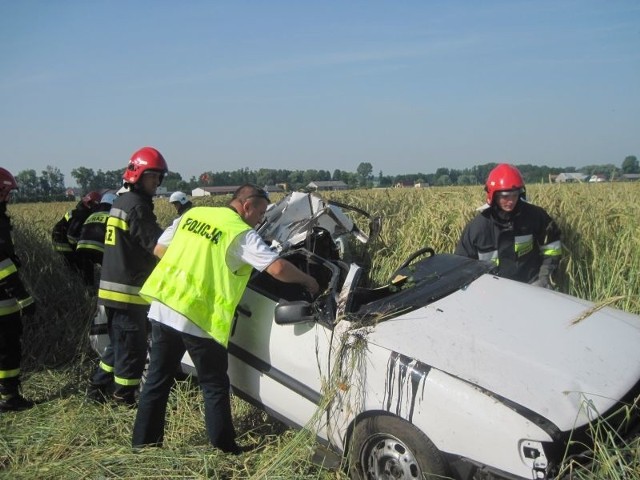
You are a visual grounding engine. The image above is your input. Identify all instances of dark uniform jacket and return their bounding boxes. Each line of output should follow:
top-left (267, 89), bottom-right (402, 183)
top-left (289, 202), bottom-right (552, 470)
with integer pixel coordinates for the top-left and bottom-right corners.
top-left (455, 201), bottom-right (562, 283)
top-left (98, 191), bottom-right (163, 310)
top-left (76, 205), bottom-right (111, 265)
top-left (52, 202), bottom-right (94, 253)
top-left (0, 206), bottom-right (34, 320)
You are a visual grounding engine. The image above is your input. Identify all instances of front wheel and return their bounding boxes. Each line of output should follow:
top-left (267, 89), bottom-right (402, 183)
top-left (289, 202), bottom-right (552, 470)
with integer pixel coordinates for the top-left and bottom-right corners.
top-left (349, 416), bottom-right (449, 479)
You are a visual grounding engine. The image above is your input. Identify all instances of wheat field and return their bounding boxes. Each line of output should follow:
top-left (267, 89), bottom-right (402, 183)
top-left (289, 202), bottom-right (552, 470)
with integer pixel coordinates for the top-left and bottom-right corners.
top-left (1, 183), bottom-right (639, 479)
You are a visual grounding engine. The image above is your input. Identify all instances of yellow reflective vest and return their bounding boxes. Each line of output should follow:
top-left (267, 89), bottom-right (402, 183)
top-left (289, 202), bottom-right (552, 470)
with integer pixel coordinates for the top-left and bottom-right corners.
top-left (140, 207), bottom-right (252, 347)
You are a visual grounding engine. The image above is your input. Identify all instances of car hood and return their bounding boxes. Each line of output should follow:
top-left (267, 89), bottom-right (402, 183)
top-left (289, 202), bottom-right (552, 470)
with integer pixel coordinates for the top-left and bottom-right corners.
top-left (362, 274), bottom-right (640, 432)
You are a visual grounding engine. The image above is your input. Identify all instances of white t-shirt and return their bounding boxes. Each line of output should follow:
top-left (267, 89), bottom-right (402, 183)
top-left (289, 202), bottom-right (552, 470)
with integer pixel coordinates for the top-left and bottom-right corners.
top-left (149, 214), bottom-right (279, 338)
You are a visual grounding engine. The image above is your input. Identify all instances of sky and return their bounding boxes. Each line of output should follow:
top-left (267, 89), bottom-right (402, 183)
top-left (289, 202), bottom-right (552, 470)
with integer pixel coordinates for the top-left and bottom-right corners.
top-left (1, 1), bottom-right (639, 186)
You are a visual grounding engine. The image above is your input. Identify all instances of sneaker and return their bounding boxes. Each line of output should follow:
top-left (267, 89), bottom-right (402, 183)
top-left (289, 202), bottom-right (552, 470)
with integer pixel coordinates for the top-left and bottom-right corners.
top-left (0, 393), bottom-right (35, 412)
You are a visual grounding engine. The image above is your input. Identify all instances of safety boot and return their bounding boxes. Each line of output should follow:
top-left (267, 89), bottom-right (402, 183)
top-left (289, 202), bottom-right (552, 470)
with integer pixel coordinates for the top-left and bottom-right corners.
top-left (0, 383), bottom-right (34, 412)
top-left (86, 383), bottom-right (111, 404)
top-left (111, 387), bottom-right (137, 408)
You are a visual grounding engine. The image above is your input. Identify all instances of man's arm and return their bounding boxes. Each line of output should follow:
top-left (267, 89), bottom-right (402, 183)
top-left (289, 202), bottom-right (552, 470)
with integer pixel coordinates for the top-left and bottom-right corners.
top-left (153, 217), bottom-right (181, 259)
top-left (265, 258), bottom-right (320, 296)
top-left (154, 244), bottom-right (168, 258)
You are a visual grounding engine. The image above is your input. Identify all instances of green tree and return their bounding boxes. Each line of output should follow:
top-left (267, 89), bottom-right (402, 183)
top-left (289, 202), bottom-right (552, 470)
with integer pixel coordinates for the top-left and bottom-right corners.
top-left (163, 172), bottom-right (189, 192)
top-left (436, 174), bottom-right (451, 186)
top-left (356, 162), bottom-right (373, 187)
top-left (42, 165), bottom-right (65, 195)
top-left (71, 167), bottom-right (95, 192)
top-left (93, 169), bottom-right (122, 190)
top-left (15, 170), bottom-right (38, 199)
top-left (622, 156), bottom-right (639, 174)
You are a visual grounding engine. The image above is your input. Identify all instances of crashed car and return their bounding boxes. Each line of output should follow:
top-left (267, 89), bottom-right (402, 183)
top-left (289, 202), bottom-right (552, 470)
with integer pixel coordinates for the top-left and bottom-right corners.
top-left (91, 192), bottom-right (640, 480)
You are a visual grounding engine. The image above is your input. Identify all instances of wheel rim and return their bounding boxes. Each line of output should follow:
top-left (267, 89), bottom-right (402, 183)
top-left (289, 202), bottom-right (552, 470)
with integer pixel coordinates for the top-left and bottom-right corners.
top-left (360, 433), bottom-right (422, 479)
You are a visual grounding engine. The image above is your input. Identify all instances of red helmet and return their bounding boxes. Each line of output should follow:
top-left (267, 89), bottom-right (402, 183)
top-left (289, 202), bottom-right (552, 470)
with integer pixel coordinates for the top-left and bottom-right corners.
top-left (82, 191), bottom-right (102, 208)
top-left (485, 164), bottom-right (526, 205)
top-left (0, 168), bottom-right (18, 191)
top-left (122, 147), bottom-right (168, 185)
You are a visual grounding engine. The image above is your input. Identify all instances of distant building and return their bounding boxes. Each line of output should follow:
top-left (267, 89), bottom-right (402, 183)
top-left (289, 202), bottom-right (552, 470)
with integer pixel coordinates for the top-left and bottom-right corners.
top-left (65, 187), bottom-right (82, 200)
top-left (394, 181), bottom-right (414, 188)
top-left (621, 173), bottom-right (640, 181)
top-left (555, 173), bottom-right (589, 183)
top-left (264, 185), bottom-right (285, 194)
top-left (589, 175), bottom-right (606, 183)
top-left (192, 186), bottom-right (239, 197)
top-left (306, 181), bottom-right (348, 191)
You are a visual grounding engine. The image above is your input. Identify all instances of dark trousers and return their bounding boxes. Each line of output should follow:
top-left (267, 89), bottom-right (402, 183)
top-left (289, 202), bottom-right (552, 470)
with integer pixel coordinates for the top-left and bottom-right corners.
top-left (0, 314), bottom-right (22, 389)
top-left (62, 252), bottom-right (94, 286)
top-left (91, 306), bottom-right (149, 400)
top-left (132, 320), bottom-right (237, 453)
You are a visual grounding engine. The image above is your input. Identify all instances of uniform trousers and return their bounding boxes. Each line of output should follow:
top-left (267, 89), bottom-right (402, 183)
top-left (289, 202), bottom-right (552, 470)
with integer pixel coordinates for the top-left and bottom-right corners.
top-left (132, 320), bottom-right (238, 453)
top-left (91, 306), bottom-right (149, 401)
top-left (0, 314), bottom-right (22, 388)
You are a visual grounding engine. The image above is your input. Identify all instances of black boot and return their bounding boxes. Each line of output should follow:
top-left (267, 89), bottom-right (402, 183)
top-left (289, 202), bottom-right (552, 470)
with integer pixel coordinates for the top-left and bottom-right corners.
top-left (0, 382), bottom-right (34, 412)
top-left (86, 383), bottom-right (112, 404)
top-left (111, 386), bottom-right (137, 408)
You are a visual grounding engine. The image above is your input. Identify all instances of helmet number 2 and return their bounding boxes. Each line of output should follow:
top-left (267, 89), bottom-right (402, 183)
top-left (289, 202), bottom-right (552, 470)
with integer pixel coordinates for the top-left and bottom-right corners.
top-left (105, 226), bottom-right (116, 246)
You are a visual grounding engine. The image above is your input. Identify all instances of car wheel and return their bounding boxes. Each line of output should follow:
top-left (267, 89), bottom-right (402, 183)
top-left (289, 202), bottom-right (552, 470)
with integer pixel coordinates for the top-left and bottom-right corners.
top-left (349, 416), bottom-right (449, 479)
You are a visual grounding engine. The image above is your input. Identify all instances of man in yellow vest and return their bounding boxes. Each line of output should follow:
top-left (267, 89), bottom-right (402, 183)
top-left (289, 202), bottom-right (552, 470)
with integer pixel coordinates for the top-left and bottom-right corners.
top-left (132, 184), bottom-right (319, 454)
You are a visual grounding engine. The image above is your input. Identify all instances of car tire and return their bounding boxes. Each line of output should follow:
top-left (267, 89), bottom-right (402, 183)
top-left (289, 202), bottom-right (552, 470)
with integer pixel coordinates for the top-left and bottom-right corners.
top-left (349, 415), bottom-right (449, 479)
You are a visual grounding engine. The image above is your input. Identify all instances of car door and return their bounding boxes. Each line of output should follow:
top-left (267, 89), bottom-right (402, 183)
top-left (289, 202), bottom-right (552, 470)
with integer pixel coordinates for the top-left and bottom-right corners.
top-left (227, 254), bottom-right (340, 440)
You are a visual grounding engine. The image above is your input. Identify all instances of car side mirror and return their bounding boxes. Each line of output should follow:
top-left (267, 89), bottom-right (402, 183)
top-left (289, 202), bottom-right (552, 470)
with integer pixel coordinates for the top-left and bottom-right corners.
top-left (275, 300), bottom-right (315, 325)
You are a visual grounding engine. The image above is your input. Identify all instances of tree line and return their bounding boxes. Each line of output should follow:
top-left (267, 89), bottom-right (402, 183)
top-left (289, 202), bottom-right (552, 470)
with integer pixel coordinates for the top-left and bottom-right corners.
top-left (10, 156), bottom-right (639, 202)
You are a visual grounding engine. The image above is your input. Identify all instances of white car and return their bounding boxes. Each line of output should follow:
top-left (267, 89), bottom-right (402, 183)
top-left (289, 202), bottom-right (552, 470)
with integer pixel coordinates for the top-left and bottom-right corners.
top-left (91, 192), bottom-right (640, 480)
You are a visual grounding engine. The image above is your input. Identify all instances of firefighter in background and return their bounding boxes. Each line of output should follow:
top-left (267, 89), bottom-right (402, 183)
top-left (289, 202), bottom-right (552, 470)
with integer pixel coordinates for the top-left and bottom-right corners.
top-left (168, 191), bottom-right (192, 217)
top-left (87, 147), bottom-right (168, 406)
top-left (52, 190), bottom-right (101, 284)
top-left (455, 163), bottom-right (562, 288)
top-left (0, 168), bottom-right (36, 412)
top-left (76, 192), bottom-right (118, 287)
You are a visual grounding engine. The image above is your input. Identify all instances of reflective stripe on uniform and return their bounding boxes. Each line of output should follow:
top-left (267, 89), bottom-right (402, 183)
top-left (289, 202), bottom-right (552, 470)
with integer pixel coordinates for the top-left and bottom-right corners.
top-left (77, 240), bottom-right (105, 253)
top-left (114, 375), bottom-right (140, 387)
top-left (53, 242), bottom-right (73, 252)
top-left (18, 297), bottom-right (34, 309)
top-left (99, 280), bottom-right (141, 295)
top-left (99, 361), bottom-right (114, 373)
top-left (107, 208), bottom-right (129, 230)
top-left (98, 289), bottom-right (149, 305)
top-left (478, 250), bottom-right (499, 266)
top-left (99, 280), bottom-right (149, 305)
top-left (0, 368), bottom-right (20, 379)
top-left (514, 234), bottom-right (534, 257)
top-left (0, 298), bottom-right (21, 316)
top-left (541, 240), bottom-right (563, 257)
top-left (0, 258), bottom-right (17, 280)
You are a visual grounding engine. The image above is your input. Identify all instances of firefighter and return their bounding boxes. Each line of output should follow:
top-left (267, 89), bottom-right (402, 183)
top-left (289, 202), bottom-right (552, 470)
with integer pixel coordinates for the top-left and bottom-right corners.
top-left (0, 168), bottom-right (36, 412)
top-left (52, 190), bottom-right (101, 284)
top-left (76, 192), bottom-right (118, 286)
top-left (132, 184), bottom-right (319, 453)
top-left (455, 163), bottom-right (562, 288)
top-left (168, 191), bottom-right (192, 217)
top-left (87, 147), bottom-right (168, 406)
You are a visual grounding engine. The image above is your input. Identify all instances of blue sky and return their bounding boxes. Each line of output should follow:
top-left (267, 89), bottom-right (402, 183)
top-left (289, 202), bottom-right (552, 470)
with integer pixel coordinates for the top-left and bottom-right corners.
top-left (1, 1), bottom-right (638, 185)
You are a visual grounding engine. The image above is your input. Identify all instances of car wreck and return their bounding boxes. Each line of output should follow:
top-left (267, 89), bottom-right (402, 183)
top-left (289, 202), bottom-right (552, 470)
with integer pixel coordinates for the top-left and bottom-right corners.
top-left (92, 191), bottom-right (640, 480)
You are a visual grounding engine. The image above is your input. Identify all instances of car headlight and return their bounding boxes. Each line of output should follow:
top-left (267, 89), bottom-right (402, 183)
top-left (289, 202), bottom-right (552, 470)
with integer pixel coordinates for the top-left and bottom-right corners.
top-left (519, 439), bottom-right (549, 479)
